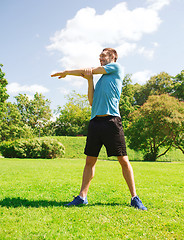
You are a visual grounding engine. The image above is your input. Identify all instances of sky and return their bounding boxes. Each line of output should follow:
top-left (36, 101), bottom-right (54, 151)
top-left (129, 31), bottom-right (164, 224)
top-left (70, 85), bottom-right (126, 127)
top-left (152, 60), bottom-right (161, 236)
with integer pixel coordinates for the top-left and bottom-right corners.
top-left (1, 0), bottom-right (184, 115)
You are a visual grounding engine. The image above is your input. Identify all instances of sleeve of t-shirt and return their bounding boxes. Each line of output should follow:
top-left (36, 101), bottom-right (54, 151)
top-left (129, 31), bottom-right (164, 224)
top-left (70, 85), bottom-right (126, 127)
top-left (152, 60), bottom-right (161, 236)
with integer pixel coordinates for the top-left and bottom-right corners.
top-left (103, 63), bottom-right (119, 74)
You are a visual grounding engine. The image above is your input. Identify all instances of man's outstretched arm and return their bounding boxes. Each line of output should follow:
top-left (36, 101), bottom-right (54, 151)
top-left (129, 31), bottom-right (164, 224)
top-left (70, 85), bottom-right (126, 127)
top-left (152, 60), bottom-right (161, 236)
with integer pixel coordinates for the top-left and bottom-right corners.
top-left (51, 69), bottom-right (87, 79)
top-left (51, 68), bottom-right (94, 106)
top-left (51, 66), bottom-right (106, 106)
top-left (51, 66), bottom-right (107, 79)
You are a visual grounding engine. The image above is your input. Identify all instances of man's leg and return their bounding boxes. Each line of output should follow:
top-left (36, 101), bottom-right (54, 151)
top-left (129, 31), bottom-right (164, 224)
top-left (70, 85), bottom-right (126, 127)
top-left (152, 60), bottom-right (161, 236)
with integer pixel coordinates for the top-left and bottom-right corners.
top-left (117, 155), bottom-right (136, 197)
top-left (118, 155), bottom-right (147, 210)
top-left (79, 156), bottom-right (98, 198)
top-left (66, 156), bottom-right (97, 206)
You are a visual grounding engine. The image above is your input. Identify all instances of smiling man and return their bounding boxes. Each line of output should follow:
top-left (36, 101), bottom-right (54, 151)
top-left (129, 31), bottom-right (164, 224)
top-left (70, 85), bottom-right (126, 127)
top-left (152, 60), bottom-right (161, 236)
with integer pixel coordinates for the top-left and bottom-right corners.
top-left (51, 48), bottom-right (147, 210)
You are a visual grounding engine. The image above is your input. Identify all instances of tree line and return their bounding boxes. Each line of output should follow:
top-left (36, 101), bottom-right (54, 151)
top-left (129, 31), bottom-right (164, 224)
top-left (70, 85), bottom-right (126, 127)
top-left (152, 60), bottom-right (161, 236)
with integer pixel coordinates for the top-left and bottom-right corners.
top-left (0, 64), bottom-right (183, 160)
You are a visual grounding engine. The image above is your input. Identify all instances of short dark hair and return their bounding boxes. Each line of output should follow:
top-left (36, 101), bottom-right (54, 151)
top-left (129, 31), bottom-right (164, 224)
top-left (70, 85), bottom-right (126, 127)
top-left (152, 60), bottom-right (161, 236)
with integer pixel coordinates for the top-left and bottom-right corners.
top-left (102, 48), bottom-right (118, 62)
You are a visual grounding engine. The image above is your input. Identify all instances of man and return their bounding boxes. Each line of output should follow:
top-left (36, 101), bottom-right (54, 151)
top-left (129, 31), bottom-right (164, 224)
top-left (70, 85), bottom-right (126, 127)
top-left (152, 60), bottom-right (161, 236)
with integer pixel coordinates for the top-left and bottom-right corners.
top-left (51, 48), bottom-right (147, 210)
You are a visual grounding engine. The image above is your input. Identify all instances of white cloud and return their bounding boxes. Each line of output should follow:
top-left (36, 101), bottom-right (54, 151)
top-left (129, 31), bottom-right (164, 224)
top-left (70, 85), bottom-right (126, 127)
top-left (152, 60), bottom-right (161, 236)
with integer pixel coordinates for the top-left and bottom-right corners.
top-left (152, 42), bottom-right (159, 47)
top-left (7, 82), bottom-right (49, 94)
top-left (58, 87), bottom-right (70, 95)
top-left (47, 2), bottom-right (163, 69)
top-left (132, 70), bottom-right (154, 84)
top-left (137, 46), bottom-right (155, 59)
top-left (116, 43), bottom-right (137, 58)
top-left (147, 0), bottom-right (171, 11)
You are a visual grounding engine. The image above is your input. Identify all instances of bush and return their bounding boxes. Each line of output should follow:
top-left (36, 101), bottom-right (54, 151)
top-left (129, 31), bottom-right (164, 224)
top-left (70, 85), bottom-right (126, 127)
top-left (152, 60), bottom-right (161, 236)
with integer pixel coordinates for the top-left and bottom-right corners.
top-left (0, 141), bottom-right (16, 158)
top-left (0, 138), bottom-right (65, 159)
top-left (41, 139), bottom-right (64, 159)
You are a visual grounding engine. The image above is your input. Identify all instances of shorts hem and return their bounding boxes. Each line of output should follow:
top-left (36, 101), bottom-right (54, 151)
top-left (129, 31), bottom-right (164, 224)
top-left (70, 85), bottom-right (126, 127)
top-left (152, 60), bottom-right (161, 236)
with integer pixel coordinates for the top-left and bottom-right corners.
top-left (84, 151), bottom-right (99, 158)
top-left (107, 153), bottom-right (128, 157)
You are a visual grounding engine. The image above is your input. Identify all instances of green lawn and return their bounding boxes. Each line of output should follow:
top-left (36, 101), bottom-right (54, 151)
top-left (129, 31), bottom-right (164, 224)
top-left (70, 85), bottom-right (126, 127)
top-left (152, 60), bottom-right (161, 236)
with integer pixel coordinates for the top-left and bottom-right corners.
top-left (55, 136), bottom-right (184, 162)
top-left (0, 158), bottom-right (183, 239)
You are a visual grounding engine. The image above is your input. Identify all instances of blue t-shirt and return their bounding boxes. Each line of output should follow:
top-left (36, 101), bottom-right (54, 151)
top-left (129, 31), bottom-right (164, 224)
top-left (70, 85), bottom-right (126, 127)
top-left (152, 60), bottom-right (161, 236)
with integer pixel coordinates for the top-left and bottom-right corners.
top-left (91, 62), bottom-right (123, 120)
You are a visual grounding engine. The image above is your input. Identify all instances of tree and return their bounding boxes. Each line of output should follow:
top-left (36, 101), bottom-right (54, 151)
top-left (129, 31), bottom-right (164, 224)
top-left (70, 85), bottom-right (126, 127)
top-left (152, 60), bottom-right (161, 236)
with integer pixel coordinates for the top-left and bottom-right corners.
top-left (121, 74), bottom-right (135, 105)
top-left (0, 102), bottom-right (33, 141)
top-left (162, 97), bottom-right (184, 154)
top-left (126, 94), bottom-right (184, 161)
top-left (171, 70), bottom-right (184, 101)
top-left (0, 64), bottom-right (9, 124)
top-left (55, 91), bottom-right (91, 136)
top-left (0, 64), bottom-right (9, 107)
top-left (119, 74), bottom-right (139, 129)
top-left (134, 72), bottom-right (173, 106)
top-left (15, 93), bottom-right (52, 136)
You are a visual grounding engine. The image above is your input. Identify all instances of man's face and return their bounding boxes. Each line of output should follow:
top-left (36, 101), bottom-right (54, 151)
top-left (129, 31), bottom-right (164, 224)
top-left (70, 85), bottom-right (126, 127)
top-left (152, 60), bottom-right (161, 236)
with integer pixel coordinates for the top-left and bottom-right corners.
top-left (99, 51), bottom-right (114, 66)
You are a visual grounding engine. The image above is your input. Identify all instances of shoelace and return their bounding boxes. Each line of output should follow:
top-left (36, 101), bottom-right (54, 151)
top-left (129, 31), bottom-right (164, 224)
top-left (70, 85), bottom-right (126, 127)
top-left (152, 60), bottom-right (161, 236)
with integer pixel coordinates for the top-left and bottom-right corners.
top-left (134, 196), bottom-right (142, 204)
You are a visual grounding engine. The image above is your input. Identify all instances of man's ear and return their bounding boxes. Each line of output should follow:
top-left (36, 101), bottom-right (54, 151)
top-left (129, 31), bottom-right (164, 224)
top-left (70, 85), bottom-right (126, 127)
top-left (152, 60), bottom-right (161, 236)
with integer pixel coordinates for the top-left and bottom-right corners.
top-left (111, 54), bottom-right (116, 62)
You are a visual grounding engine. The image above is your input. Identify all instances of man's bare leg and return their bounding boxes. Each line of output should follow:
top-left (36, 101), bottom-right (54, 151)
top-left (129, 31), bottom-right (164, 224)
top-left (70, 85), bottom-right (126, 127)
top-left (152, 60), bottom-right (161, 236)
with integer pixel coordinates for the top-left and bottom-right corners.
top-left (79, 156), bottom-right (97, 198)
top-left (117, 155), bottom-right (136, 198)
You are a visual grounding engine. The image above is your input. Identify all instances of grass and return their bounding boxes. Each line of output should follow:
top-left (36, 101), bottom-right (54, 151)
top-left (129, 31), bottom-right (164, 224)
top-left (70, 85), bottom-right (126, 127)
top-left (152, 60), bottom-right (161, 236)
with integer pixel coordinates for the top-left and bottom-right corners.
top-left (1, 136), bottom-right (183, 162)
top-left (0, 158), bottom-right (184, 239)
top-left (54, 136), bottom-right (184, 162)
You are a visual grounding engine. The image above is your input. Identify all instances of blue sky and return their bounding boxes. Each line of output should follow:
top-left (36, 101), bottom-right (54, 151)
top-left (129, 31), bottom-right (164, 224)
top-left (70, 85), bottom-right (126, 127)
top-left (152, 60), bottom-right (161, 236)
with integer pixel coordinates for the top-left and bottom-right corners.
top-left (1, 0), bottom-right (184, 115)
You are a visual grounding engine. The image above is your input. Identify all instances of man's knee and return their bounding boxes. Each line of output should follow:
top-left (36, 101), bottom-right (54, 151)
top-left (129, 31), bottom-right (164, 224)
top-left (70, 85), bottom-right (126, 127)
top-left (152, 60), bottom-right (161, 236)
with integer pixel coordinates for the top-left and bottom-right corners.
top-left (117, 155), bottom-right (130, 168)
top-left (85, 156), bottom-right (97, 167)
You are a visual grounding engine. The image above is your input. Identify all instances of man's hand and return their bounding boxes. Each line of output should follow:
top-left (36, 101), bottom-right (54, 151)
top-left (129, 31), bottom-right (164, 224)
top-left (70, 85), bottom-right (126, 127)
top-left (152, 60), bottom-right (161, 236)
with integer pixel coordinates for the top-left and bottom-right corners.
top-left (51, 71), bottom-right (67, 79)
top-left (81, 68), bottom-right (93, 80)
top-left (84, 68), bottom-right (93, 75)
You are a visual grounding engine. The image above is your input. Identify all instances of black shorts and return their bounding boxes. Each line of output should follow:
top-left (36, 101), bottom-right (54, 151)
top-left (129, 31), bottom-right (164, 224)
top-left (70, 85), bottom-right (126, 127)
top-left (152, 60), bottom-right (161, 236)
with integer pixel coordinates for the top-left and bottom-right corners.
top-left (84, 116), bottom-right (127, 157)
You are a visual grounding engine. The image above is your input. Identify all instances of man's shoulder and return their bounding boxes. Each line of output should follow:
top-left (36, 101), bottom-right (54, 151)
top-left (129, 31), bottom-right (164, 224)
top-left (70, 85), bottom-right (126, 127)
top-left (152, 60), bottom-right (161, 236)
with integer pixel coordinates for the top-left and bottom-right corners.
top-left (103, 62), bottom-right (123, 74)
top-left (106, 62), bottom-right (120, 67)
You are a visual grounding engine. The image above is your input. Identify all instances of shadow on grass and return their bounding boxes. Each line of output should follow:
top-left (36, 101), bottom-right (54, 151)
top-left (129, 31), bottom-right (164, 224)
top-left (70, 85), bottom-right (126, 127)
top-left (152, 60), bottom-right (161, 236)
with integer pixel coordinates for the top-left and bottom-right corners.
top-left (0, 197), bottom-right (129, 208)
top-left (0, 197), bottom-right (67, 208)
top-left (98, 158), bottom-right (172, 163)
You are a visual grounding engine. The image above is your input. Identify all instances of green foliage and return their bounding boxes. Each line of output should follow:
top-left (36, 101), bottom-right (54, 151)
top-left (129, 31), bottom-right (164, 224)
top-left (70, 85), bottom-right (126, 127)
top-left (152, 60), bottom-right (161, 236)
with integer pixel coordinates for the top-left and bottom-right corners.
top-left (0, 102), bottom-right (33, 141)
top-left (15, 93), bottom-right (52, 136)
top-left (161, 96), bottom-right (184, 154)
top-left (55, 91), bottom-right (91, 136)
top-left (121, 74), bottom-right (135, 105)
top-left (0, 65), bottom-right (33, 142)
top-left (0, 64), bottom-right (10, 140)
top-left (147, 72), bottom-right (173, 95)
top-left (0, 141), bottom-right (15, 158)
top-left (41, 121), bottom-right (56, 137)
top-left (171, 70), bottom-right (184, 101)
top-left (0, 64), bottom-right (9, 107)
top-left (0, 138), bottom-right (65, 159)
top-left (41, 138), bottom-right (65, 159)
top-left (119, 74), bottom-right (138, 129)
top-left (134, 72), bottom-right (173, 106)
top-left (119, 96), bottom-right (137, 129)
top-left (126, 94), bottom-right (184, 161)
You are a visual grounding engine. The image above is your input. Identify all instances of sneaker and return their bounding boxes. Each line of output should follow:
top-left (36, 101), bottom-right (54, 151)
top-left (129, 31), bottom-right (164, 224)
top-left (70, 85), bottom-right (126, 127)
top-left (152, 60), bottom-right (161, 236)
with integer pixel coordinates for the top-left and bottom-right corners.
top-left (131, 196), bottom-right (147, 210)
top-left (65, 195), bottom-right (88, 207)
